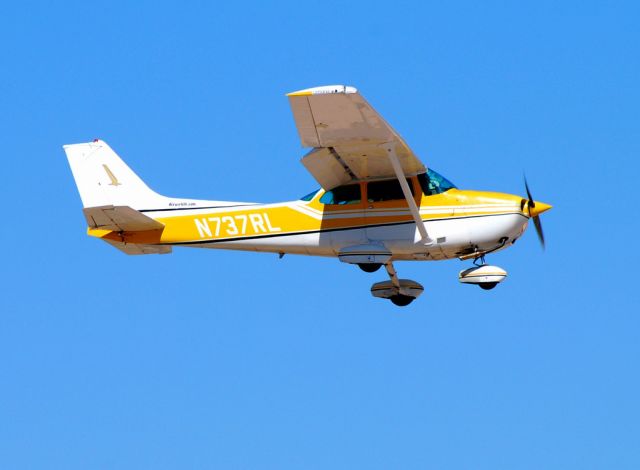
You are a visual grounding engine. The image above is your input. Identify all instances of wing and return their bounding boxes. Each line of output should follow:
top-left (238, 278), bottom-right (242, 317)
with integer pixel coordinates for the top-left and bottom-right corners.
top-left (287, 85), bottom-right (426, 190)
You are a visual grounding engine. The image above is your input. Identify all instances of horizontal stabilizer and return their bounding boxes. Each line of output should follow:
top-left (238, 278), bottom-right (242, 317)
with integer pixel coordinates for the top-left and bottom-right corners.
top-left (103, 239), bottom-right (172, 255)
top-left (83, 205), bottom-right (164, 231)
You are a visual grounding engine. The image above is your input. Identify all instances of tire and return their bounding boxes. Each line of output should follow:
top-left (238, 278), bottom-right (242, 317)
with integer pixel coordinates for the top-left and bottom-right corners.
top-left (358, 263), bottom-right (382, 273)
top-left (479, 282), bottom-right (498, 290)
top-left (390, 294), bottom-right (414, 306)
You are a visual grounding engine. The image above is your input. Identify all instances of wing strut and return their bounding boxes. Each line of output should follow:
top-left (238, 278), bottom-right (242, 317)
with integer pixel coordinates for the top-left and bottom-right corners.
top-left (383, 143), bottom-right (433, 245)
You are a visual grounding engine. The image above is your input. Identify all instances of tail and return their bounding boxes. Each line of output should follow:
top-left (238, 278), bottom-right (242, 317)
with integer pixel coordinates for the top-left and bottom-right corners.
top-left (64, 139), bottom-right (171, 255)
top-left (63, 139), bottom-right (166, 209)
top-left (64, 139), bottom-right (247, 255)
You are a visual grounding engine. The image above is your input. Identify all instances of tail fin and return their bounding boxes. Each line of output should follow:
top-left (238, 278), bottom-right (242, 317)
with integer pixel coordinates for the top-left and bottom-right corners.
top-left (64, 140), bottom-right (173, 256)
top-left (63, 139), bottom-right (166, 209)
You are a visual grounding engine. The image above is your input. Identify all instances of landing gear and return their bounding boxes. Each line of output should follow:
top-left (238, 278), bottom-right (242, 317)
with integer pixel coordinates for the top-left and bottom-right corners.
top-left (389, 294), bottom-right (415, 306)
top-left (479, 282), bottom-right (498, 290)
top-left (458, 254), bottom-right (507, 290)
top-left (370, 261), bottom-right (423, 307)
top-left (358, 263), bottom-right (382, 273)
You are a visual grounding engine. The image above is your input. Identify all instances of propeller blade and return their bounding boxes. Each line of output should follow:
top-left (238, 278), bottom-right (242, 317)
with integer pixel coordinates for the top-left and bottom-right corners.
top-left (523, 174), bottom-right (547, 249)
top-left (524, 175), bottom-right (535, 211)
top-left (532, 215), bottom-right (545, 249)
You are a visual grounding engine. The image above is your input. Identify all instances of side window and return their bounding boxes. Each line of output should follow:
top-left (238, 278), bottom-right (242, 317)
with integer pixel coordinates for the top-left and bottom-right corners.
top-left (367, 179), bottom-right (414, 202)
top-left (319, 184), bottom-right (361, 205)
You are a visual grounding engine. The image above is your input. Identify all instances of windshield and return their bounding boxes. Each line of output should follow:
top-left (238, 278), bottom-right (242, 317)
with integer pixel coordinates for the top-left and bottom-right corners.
top-left (418, 168), bottom-right (457, 196)
top-left (299, 189), bottom-right (319, 201)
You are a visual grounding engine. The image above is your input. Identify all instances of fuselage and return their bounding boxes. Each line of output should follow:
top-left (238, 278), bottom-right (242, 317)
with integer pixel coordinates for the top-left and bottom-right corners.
top-left (91, 173), bottom-right (534, 262)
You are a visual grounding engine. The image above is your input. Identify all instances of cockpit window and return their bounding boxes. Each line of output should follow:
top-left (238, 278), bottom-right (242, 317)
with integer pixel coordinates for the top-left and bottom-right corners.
top-left (418, 168), bottom-right (457, 196)
top-left (367, 178), bottom-right (414, 202)
top-left (319, 184), bottom-right (361, 205)
top-left (300, 189), bottom-right (319, 201)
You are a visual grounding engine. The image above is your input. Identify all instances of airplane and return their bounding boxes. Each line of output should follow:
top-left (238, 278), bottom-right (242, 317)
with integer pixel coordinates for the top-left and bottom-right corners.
top-left (64, 84), bottom-right (551, 306)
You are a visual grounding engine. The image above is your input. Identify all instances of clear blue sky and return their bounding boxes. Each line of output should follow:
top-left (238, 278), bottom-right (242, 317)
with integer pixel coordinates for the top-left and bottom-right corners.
top-left (1, 1), bottom-right (639, 468)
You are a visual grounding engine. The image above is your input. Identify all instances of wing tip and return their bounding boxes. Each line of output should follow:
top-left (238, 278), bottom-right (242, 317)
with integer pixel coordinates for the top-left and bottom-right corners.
top-left (286, 85), bottom-right (357, 97)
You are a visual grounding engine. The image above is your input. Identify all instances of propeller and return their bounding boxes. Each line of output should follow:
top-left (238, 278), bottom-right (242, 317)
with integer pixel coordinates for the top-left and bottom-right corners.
top-left (523, 176), bottom-right (551, 249)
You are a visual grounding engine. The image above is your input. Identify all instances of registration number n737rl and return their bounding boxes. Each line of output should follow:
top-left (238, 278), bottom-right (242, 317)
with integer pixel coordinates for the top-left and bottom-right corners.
top-left (194, 213), bottom-right (281, 239)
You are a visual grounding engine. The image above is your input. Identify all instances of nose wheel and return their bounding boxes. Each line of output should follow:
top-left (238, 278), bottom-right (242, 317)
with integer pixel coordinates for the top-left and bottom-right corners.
top-left (458, 255), bottom-right (507, 290)
top-left (370, 262), bottom-right (423, 307)
top-left (389, 294), bottom-right (415, 306)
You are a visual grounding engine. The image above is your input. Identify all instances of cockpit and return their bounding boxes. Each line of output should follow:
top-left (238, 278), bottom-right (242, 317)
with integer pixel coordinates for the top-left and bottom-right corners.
top-left (299, 168), bottom-right (457, 204)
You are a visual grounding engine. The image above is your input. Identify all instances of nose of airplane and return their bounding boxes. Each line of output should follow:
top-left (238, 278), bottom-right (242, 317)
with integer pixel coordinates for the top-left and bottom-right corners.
top-left (528, 201), bottom-right (552, 217)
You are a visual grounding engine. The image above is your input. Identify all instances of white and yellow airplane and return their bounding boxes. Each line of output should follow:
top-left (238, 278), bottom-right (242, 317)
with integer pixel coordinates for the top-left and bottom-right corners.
top-left (65, 85), bottom-right (551, 306)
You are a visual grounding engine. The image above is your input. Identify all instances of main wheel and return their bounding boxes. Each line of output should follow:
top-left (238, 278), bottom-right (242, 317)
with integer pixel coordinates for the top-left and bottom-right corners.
top-left (389, 294), bottom-right (414, 306)
top-left (358, 263), bottom-right (382, 273)
top-left (479, 282), bottom-right (498, 290)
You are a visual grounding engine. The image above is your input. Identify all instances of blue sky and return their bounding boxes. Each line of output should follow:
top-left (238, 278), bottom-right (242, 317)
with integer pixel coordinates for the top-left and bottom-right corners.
top-left (1, 1), bottom-right (639, 468)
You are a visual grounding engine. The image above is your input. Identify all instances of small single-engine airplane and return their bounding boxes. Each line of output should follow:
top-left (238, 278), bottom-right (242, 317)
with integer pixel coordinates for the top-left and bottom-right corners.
top-left (65, 85), bottom-right (551, 306)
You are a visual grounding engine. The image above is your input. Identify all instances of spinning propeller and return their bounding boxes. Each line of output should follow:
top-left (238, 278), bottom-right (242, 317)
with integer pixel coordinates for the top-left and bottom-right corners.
top-left (523, 176), bottom-right (552, 249)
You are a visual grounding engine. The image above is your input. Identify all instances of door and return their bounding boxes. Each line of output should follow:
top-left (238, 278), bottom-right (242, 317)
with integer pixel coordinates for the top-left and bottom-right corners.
top-left (364, 177), bottom-right (421, 251)
top-left (316, 182), bottom-right (367, 251)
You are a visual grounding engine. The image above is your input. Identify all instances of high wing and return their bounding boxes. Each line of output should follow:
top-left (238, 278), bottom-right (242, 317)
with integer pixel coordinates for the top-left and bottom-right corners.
top-left (287, 85), bottom-right (426, 190)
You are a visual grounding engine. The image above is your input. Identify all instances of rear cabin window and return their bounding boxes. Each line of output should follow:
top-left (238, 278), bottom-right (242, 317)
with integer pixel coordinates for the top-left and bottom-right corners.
top-left (319, 184), bottom-right (361, 205)
top-left (367, 179), bottom-right (414, 202)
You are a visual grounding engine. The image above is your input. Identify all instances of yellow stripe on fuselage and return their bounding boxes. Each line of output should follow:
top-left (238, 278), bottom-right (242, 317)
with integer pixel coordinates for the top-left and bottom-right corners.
top-left (88, 189), bottom-right (526, 245)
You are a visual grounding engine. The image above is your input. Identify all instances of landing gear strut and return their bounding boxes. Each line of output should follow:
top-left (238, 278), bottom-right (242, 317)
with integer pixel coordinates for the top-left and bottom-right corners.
top-left (370, 261), bottom-right (423, 307)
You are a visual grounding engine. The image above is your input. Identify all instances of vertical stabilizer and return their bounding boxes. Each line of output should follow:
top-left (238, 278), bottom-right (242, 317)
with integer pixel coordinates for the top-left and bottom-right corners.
top-left (63, 139), bottom-right (165, 209)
